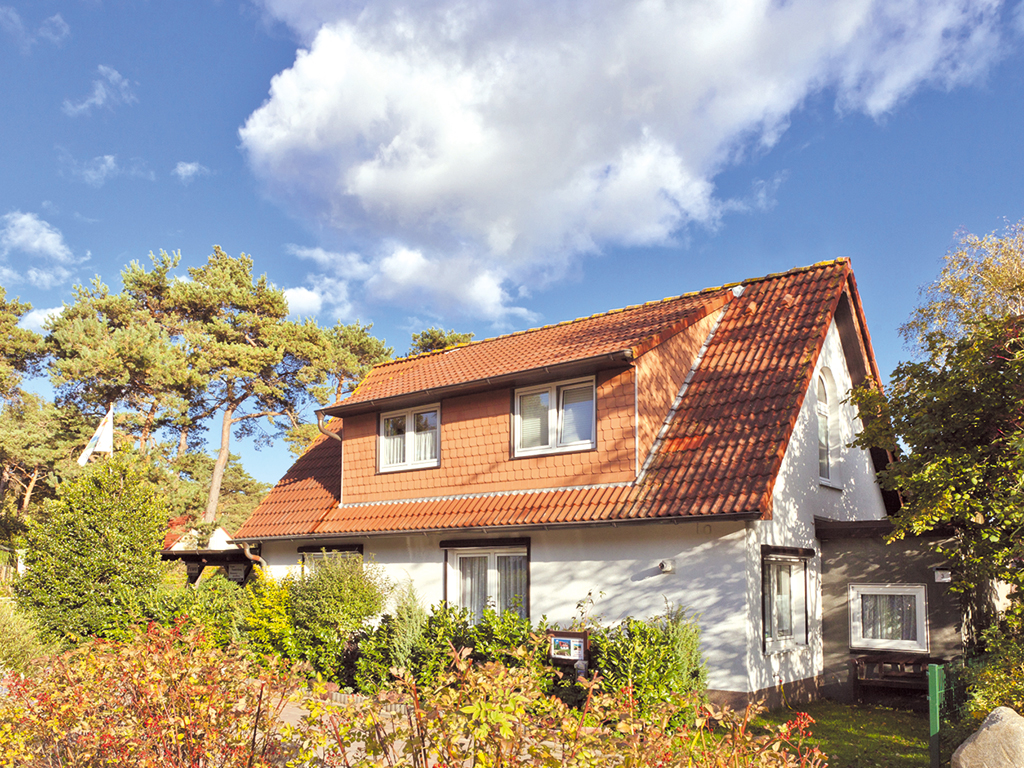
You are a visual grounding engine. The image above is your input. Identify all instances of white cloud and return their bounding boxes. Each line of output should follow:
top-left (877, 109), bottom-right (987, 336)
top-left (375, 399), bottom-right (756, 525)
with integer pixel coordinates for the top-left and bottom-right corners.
top-left (283, 286), bottom-right (323, 317)
top-left (244, 0), bottom-right (1006, 321)
top-left (0, 211), bottom-right (77, 290)
top-left (0, 211), bottom-right (73, 263)
top-left (59, 150), bottom-right (154, 187)
top-left (173, 161), bottom-right (211, 184)
top-left (63, 65), bottom-right (137, 117)
top-left (19, 306), bottom-right (63, 333)
top-left (37, 14), bottom-right (69, 45)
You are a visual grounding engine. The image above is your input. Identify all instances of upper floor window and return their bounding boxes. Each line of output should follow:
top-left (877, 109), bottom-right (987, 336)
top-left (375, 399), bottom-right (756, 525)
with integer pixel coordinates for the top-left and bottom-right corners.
top-left (513, 378), bottom-right (595, 456)
top-left (380, 404), bottom-right (440, 471)
top-left (816, 375), bottom-right (830, 480)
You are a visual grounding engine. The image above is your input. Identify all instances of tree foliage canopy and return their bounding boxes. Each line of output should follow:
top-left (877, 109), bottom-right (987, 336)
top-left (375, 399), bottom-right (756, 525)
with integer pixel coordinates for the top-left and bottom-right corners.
top-left (901, 219), bottom-right (1024, 352)
top-left (851, 315), bottom-right (1024, 601)
top-left (0, 287), bottom-right (44, 399)
top-left (408, 326), bottom-right (474, 356)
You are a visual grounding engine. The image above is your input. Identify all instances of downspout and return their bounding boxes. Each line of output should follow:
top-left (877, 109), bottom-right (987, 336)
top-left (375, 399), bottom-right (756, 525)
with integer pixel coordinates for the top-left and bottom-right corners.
top-left (316, 409), bottom-right (343, 506)
top-left (240, 542), bottom-right (267, 570)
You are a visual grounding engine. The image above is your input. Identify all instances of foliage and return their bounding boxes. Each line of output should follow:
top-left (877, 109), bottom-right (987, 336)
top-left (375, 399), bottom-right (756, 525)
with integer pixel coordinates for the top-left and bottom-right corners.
top-left (849, 315), bottom-right (1024, 634)
top-left (902, 218), bottom-right (1024, 352)
top-left (14, 457), bottom-right (167, 642)
top-left (591, 605), bottom-right (707, 718)
top-left (278, 554), bottom-right (391, 679)
top-left (241, 564), bottom-right (297, 658)
top-left (391, 580), bottom-right (429, 670)
top-left (287, 646), bottom-right (827, 768)
top-left (0, 600), bottom-right (56, 675)
top-left (408, 326), bottom-right (474, 356)
top-left (0, 286), bottom-right (45, 400)
top-left (0, 393), bottom-right (89, 527)
top-left (120, 574), bottom-right (248, 647)
top-left (0, 621), bottom-right (300, 768)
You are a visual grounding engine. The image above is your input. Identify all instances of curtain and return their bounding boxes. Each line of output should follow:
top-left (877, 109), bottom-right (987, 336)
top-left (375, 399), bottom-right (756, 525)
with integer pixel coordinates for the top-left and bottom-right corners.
top-left (519, 392), bottom-right (549, 449)
top-left (773, 563), bottom-right (793, 638)
top-left (383, 415), bottom-right (406, 465)
top-left (497, 554), bottom-right (528, 618)
top-left (861, 593), bottom-right (917, 641)
top-left (817, 378), bottom-right (830, 479)
top-left (559, 385), bottom-right (594, 445)
top-left (414, 410), bottom-right (438, 462)
top-left (460, 556), bottom-right (488, 624)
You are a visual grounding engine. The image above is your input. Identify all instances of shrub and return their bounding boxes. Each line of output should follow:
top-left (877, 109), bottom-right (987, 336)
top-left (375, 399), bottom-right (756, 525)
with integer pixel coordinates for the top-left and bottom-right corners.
top-left (15, 457), bottom-right (167, 642)
top-left (0, 621), bottom-right (300, 768)
top-left (241, 564), bottom-right (297, 658)
top-left (287, 646), bottom-right (826, 768)
top-left (0, 601), bottom-right (55, 675)
top-left (591, 604), bottom-right (707, 717)
top-left (391, 579), bottom-right (428, 669)
top-left (282, 554), bottom-right (390, 678)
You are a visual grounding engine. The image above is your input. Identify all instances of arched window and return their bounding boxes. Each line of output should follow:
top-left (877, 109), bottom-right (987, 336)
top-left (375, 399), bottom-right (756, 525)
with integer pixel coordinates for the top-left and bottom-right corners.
top-left (816, 374), bottom-right (830, 480)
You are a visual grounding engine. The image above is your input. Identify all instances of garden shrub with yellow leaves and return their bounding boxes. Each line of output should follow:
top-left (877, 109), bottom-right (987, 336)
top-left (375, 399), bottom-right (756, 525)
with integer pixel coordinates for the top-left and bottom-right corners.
top-left (0, 620), bottom-right (301, 768)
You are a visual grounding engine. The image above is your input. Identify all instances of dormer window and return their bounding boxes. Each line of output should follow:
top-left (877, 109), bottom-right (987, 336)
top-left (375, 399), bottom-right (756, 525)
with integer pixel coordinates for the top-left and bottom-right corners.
top-left (514, 378), bottom-right (595, 456)
top-left (380, 405), bottom-right (440, 471)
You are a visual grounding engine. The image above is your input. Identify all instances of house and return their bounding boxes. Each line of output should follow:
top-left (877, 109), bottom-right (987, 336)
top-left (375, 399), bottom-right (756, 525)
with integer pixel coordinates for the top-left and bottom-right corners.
top-left (233, 258), bottom-right (959, 704)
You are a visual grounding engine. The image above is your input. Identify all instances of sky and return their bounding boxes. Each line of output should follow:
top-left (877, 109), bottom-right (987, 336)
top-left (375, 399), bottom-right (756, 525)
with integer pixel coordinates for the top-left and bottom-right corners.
top-left (2, 0), bottom-right (1024, 486)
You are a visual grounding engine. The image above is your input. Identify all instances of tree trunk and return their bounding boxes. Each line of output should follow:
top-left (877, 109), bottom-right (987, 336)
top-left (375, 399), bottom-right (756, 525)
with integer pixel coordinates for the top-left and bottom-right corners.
top-left (203, 404), bottom-right (235, 524)
top-left (21, 468), bottom-right (39, 512)
top-left (177, 424), bottom-right (189, 460)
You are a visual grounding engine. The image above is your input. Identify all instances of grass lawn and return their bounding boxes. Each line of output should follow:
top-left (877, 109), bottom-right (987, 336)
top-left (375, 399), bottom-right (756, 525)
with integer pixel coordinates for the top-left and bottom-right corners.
top-left (756, 701), bottom-right (929, 768)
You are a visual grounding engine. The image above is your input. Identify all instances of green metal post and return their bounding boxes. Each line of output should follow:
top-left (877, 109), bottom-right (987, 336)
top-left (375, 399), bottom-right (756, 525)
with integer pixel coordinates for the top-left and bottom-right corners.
top-left (929, 663), bottom-right (945, 768)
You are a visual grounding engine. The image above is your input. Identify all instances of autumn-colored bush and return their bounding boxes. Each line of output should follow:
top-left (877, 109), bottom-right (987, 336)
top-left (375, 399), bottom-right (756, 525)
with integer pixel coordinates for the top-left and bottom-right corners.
top-left (0, 620), bottom-right (301, 768)
top-left (287, 642), bottom-right (828, 768)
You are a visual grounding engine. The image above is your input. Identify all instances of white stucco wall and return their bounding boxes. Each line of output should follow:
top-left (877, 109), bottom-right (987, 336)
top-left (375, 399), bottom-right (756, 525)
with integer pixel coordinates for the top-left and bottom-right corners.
top-left (743, 319), bottom-right (888, 694)
top-left (261, 520), bottom-right (752, 693)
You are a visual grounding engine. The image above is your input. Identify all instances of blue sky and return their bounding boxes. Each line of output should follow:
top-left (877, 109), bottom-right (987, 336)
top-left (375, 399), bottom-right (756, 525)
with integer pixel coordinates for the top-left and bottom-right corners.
top-left (2, 0), bottom-right (1024, 485)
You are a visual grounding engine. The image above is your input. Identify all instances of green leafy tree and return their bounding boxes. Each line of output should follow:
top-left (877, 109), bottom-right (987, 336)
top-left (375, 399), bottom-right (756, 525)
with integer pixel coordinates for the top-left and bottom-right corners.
top-left (15, 456), bottom-right (167, 642)
top-left (0, 287), bottom-right (44, 400)
top-left (902, 219), bottom-right (1024, 351)
top-left (408, 326), bottom-right (474, 356)
top-left (851, 316), bottom-right (1024, 637)
top-left (0, 393), bottom-right (89, 532)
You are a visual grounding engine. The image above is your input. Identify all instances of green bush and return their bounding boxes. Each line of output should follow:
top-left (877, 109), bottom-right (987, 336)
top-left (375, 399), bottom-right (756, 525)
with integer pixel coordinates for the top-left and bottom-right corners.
top-left (14, 457), bottom-right (166, 642)
top-left (241, 565), bottom-right (297, 658)
top-left (590, 604), bottom-right (707, 717)
top-left (0, 601), bottom-right (55, 675)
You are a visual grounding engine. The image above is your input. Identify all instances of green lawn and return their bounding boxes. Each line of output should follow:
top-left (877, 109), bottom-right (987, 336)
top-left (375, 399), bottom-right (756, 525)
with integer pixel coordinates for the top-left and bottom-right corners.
top-left (756, 701), bottom-right (929, 768)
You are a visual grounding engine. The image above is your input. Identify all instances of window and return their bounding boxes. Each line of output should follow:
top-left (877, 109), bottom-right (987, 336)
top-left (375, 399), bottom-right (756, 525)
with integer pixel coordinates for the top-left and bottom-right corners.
top-left (380, 405), bottom-right (440, 471)
top-left (298, 543), bottom-right (363, 577)
top-left (849, 584), bottom-right (928, 652)
top-left (762, 549), bottom-right (810, 653)
top-left (443, 539), bottom-right (529, 624)
top-left (816, 375), bottom-right (830, 480)
top-left (514, 378), bottom-right (595, 456)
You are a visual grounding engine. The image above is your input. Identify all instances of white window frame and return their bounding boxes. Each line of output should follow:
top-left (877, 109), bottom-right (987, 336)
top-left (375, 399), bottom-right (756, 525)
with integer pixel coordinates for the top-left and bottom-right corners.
top-left (816, 375), bottom-right (831, 481)
top-left (763, 554), bottom-right (809, 654)
top-left (445, 545), bottom-right (529, 624)
top-left (849, 583), bottom-right (928, 652)
top-left (379, 404), bottom-right (440, 472)
top-left (513, 377), bottom-right (596, 457)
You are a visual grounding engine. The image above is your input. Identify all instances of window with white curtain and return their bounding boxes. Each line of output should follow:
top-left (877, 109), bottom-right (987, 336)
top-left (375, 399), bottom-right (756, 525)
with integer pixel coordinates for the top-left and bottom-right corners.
top-left (514, 378), bottom-right (595, 456)
top-left (447, 544), bottom-right (529, 624)
top-left (816, 375), bottom-right (830, 480)
top-left (849, 584), bottom-right (928, 652)
top-left (379, 404), bottom-right (440, 471)
top-left (762, 553), bottom-right (809, 653)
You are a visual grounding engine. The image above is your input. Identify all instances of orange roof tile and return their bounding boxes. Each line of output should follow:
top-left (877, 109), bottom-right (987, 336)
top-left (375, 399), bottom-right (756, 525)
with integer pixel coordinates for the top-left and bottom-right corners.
top-left (336, 290), bottom-right (732, 408)
top-left (234, 259), bottom-right (873, 541)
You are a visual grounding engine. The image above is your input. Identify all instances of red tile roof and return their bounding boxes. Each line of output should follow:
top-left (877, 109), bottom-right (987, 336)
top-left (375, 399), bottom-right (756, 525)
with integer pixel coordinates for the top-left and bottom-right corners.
top-left (337, 289), bottom-right (733, 407)
top-left (235, 259), bottom-right (873, 541)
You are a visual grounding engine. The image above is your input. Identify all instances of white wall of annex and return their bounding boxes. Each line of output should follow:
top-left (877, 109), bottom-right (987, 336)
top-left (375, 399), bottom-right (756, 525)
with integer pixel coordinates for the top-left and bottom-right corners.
top-left (743, 318), bottom-right (888, 694)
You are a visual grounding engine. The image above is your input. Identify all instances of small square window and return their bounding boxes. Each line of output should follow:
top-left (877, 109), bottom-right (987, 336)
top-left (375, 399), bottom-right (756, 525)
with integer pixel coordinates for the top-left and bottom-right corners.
top-left (763, 554), bottom-right (809, 653)
top-left (849, 584), bottom-right (928, 652)
top-left (379, 405), bottom-right (440, 471)
top-left (514, 378), bottom-right (595, 456)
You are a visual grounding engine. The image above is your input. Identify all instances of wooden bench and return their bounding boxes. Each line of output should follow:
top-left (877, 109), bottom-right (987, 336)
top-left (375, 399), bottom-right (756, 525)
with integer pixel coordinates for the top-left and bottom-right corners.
top-left (850, 653), bottom-right (947, 697)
